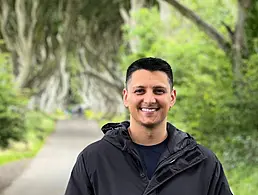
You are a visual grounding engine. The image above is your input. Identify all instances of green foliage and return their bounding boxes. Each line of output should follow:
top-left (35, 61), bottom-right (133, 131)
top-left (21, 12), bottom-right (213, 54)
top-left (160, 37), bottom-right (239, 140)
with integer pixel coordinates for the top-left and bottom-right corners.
top-left (0, 53), bottom-right (27, 148)
top-left (25, 111), bottom-right (55, 142)
top-left (228, 164), bottom-right (258, 194)
top-left (0, 111), bottom-right (56, 165)
top-left (182, 0), bottom-right (236, 25)
top-left (120, 7), bottom-right (163, 72)
top-left (119, 3), bottom-right (258, 193)
top-left (246, 1), bottom-right (258, 53)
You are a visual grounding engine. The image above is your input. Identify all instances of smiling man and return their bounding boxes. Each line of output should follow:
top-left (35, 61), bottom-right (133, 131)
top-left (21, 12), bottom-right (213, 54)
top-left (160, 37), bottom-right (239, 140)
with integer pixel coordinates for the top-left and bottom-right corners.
top-left (123, 67), bottom-right (176, 146)
top-left (65, 57), bottom-right (233, 195)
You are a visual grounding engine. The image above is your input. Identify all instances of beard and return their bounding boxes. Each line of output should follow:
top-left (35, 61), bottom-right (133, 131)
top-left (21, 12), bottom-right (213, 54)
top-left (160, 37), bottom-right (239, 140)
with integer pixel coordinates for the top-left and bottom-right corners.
top-left (140, 121), bottom-right (158, 129)
top-left (137, 116), bottom-right (165, 130)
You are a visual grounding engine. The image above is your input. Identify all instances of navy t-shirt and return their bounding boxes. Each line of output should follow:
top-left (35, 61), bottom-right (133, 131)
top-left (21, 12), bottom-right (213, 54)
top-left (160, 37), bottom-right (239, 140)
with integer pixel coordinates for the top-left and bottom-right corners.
top-left (134, 138), bottom-right (168, 179)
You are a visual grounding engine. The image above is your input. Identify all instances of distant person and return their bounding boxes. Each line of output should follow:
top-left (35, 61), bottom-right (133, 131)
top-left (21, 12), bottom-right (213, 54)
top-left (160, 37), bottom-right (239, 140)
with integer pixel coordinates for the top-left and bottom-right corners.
top-left (77, 106), bottom-right (83, 117)
top-left (71, 105), bottom-right (84, 118)
top-left (64, 57), bottom-right (233, 195)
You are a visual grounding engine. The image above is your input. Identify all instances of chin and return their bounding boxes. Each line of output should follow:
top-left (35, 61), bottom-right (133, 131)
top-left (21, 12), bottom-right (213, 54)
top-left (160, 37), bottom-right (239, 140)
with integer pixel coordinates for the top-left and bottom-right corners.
top-left (140, 121), bottom-right (160, 129)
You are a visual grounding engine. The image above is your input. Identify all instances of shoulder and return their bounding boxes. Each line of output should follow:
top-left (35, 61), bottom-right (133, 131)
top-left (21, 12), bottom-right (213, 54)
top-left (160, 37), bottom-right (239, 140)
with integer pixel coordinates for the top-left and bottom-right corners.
top-left (78, 138), bottom-right (109, 160)
top-left (170, 124), bottom-right (222, 166)
top-left (76, 137), bottom-right (119, 166)
top-left (198, 144), bottom-right (217, 159)
top-left (72, 140), bottom-right (106, 173)
top-left (197, 144), bottom-right (222, 169)
top-left (75, 138), bottom-right (121, 176)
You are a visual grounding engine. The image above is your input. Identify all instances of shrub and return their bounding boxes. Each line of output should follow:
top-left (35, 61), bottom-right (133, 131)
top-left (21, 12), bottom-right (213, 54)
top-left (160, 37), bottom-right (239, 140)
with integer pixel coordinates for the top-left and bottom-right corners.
top-left (0, 53), bottom-right (27, 148)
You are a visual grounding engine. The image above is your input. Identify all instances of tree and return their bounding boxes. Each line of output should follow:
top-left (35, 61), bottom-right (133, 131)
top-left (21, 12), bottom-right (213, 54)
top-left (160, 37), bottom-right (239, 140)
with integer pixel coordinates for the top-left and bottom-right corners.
top-left (164, 0), bottom-right (257, 93)
top-left (0, 0), bottom-right (132, 114)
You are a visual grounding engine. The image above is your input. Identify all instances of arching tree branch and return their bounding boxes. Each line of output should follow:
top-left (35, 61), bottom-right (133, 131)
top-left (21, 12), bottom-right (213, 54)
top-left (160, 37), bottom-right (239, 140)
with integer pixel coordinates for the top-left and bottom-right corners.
top-left (82, 70), bottom-right (123, 95)
top-left (165, 0), bottom-right (231, 54)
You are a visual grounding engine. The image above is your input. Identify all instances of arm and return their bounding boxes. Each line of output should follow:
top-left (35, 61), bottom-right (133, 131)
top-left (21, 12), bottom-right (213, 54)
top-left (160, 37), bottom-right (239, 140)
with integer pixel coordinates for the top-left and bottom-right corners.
top-left (207, 160), bottom-right (233, 195)
top-left (64, 153), bottom-right (94, 195)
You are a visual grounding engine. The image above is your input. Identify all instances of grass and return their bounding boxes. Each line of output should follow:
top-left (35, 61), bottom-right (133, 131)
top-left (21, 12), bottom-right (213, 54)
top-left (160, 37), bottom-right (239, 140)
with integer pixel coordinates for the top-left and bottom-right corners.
top-left (0, 141), bottom-right (44, 165)
top-left (227, 164), bottom-right (258, 195)
top-left (0, 111), bottom-right (57, 166)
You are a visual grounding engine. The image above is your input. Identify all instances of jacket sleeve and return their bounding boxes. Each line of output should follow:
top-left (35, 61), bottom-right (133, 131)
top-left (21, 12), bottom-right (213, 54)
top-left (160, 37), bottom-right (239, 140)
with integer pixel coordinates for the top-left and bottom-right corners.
top-left (207, 160), bottom-right (233, 195)
top-left (64, 153), bottom-right (94, 195)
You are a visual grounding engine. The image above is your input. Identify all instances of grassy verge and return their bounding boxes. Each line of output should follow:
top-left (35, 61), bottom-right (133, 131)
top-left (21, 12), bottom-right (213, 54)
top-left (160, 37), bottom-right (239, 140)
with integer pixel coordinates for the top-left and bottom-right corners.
top-left (227, 164), bottom-right (258, 195)
top-left (0, 111), bottom-right (58, 166)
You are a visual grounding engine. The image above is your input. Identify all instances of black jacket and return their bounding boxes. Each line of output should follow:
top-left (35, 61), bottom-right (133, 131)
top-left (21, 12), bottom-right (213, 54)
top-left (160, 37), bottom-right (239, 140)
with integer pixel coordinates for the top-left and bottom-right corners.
top-left (65, 121), bottom-right (233, 195)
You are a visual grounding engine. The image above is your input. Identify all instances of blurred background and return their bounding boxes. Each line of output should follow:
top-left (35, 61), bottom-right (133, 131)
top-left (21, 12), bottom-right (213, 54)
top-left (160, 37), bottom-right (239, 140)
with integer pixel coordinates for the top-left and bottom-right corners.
top-left (0, 0), bottom-right (257, 194)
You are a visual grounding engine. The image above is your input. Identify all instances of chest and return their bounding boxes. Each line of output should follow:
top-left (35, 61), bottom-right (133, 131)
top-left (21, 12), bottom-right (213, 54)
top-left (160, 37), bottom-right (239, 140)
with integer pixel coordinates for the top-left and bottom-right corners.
top-left (88, 151), bottom-right (208, 195)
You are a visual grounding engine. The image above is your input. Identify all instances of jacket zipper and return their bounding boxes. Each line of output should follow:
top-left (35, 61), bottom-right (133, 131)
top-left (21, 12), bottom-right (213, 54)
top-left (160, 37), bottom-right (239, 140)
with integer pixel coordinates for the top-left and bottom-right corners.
top-left (153, 142), bottom-right (197, 177)
top-left (130, 148), bottom-right (148, 180)
top-left (143, 143), bottom-right (204, 195)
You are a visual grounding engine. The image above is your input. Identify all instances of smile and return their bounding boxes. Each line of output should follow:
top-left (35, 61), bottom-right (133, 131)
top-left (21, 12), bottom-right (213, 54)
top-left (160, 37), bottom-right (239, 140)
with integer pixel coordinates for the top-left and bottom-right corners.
top-left (140, 108), bottom-right (159, 112)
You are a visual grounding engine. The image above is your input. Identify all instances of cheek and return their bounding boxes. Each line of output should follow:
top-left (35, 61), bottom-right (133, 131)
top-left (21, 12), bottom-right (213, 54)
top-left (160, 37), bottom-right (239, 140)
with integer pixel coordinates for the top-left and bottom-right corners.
top-left (127, 96), bottom-right (141, 107)
top-left (159, 98), bottom-right (171, 110)
top-left (132, 95), bottom-right (142, 103)
top-left (157, 97), bottom-right (171, 106)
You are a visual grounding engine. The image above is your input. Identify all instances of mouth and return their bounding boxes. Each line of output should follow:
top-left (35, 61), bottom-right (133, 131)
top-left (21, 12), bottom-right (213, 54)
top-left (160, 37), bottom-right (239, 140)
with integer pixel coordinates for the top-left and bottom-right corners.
top-left (139, 107), bottom-right (160, 112)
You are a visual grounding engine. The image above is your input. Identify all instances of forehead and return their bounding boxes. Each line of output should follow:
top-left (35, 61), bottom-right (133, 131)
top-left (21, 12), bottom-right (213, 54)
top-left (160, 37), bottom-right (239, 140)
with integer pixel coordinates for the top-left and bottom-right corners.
top-left (128, 69), bottom-right (170, 88)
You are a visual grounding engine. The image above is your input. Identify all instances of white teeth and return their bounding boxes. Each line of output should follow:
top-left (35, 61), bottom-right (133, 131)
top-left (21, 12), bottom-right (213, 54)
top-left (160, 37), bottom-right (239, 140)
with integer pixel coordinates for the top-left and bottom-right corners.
top-left (141, 108), bottom-right (156, 112)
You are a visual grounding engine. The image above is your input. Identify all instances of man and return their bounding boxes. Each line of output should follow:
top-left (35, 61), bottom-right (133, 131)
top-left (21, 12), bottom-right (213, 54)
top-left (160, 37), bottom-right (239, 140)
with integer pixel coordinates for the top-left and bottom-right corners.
top-left (65, 57), bottom-right (233, 195)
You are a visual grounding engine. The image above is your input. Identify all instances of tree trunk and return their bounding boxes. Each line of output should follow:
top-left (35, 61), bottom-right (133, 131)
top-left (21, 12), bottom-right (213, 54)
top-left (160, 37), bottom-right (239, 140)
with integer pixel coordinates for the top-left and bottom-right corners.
top-left (231, 0), bottom-right (251, 91)
top-left (15, 0), bottom-right (38, 88)
top-left (120, 0), bottom-right (146, 53)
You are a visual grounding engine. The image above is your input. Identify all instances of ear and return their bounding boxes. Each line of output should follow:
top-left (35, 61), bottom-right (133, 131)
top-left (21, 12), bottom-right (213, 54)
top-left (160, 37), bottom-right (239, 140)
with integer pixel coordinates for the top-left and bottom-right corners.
top-left (123, 88), bottom-right (129, 108)
top-left (170, 89), bottom-right (176, 108)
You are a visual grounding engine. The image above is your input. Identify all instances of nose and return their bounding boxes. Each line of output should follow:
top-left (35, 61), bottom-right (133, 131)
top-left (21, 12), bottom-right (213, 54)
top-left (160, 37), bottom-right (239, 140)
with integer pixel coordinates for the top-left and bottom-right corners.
top-left (143, 91), bottom-right (156, 104)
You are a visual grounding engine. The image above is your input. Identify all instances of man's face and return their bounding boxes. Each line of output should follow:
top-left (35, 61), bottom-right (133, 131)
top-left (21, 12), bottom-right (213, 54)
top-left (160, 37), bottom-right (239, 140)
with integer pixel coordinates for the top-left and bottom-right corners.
top-left (123, 69), bottom-right (176, 128)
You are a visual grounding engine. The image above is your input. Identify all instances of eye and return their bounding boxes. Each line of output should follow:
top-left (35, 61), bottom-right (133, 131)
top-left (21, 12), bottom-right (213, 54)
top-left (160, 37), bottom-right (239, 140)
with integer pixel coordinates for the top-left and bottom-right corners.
top-left (134, 89), bottom-right (145, 94)
top-left (154, 89), bottom-right (166, 95)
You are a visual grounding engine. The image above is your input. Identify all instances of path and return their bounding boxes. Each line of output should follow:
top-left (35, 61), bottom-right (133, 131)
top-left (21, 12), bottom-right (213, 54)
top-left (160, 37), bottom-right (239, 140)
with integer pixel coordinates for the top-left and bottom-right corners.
top-left (1, 119), bottom-right (102, 195)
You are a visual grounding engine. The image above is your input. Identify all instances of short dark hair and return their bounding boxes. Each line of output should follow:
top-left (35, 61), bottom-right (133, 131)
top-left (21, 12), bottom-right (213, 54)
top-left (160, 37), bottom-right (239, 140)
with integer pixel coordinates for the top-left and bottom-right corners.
top-left (125, 57), bottom-right (173, 89)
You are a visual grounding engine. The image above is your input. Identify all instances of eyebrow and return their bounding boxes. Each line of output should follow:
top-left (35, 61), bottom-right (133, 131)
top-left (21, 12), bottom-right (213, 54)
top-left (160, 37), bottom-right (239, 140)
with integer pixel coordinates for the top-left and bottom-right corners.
top-left (133, 85), bottom-right (145, 89)
top-left (132, 85), bottom-right (167, 89)
top-left (153, 86), bottom-right (167, 89)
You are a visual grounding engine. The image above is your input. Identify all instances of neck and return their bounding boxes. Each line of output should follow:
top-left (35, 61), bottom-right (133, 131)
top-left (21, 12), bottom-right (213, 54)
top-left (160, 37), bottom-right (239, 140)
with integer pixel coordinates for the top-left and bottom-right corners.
top-left (129, 119), bottom-right (168, 146)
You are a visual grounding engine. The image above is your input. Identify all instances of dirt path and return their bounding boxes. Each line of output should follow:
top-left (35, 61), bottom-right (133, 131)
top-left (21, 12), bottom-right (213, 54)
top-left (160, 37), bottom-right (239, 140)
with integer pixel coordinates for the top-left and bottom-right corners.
top-left (0, 159), bottom-right (31, 192)
top-left (0, 119), bottom-right (102, 195)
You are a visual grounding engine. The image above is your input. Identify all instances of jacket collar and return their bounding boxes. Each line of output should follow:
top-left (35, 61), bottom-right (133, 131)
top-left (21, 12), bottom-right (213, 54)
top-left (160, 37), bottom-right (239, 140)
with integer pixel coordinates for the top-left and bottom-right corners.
top-left (101, 121), bottom-right (197, 156)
